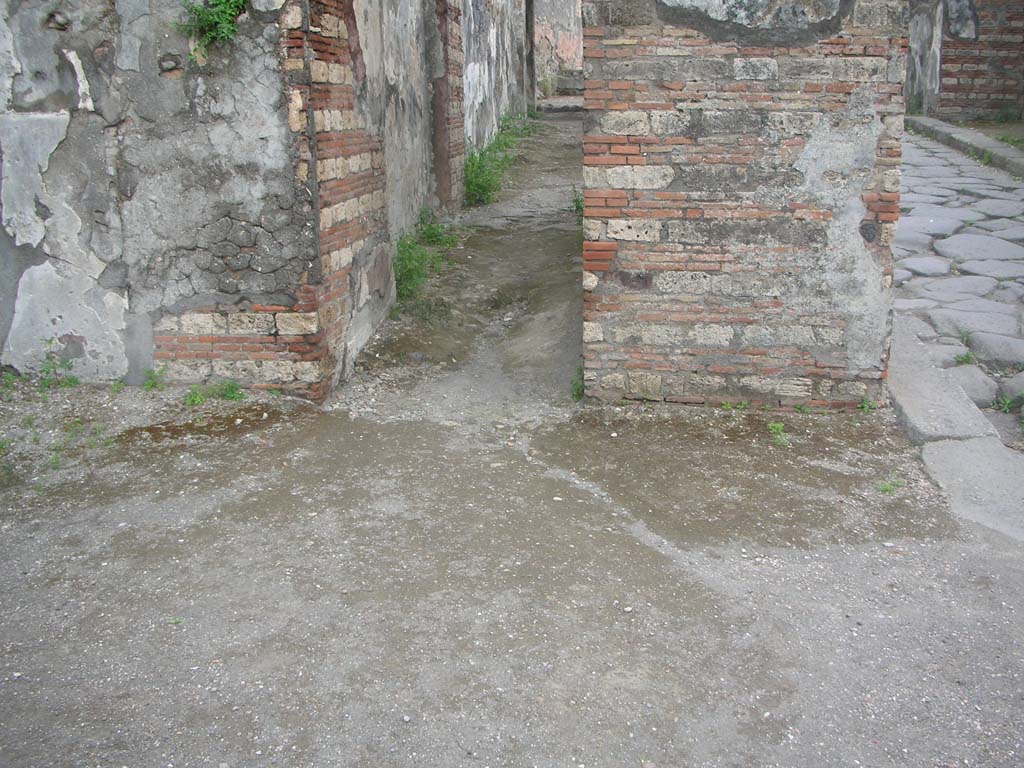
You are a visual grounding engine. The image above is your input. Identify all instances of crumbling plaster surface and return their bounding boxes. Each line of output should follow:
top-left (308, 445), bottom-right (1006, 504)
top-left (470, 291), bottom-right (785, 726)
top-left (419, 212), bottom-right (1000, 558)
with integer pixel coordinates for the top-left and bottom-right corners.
top-left (534, 0), bottom-right (582, 86)
top-left (354, 0), bottom-right (438, 238)
top-left (1, 0), bottom-right (313, 382)
top-left (463, 0), bottom-right (527, 148)
top-left (794, 88), bottom-right (894, 372)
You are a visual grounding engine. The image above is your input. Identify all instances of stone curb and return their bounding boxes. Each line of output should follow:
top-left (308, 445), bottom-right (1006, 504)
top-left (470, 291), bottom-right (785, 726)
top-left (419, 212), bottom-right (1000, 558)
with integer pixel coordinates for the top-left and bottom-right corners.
top-left (906, 116), bottom-right (1024, 178)
top-left (888, 317), bottom-right (1024, 542)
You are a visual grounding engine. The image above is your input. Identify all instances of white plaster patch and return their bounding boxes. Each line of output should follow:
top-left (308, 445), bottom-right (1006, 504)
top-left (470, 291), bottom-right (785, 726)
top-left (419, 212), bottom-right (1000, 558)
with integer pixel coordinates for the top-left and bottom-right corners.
top-left (0, 111), bottom-right (70, 247)
top-left (63, 49), bottom-right (95, 111)
top-left (3, 260), bottom-right (128, 379)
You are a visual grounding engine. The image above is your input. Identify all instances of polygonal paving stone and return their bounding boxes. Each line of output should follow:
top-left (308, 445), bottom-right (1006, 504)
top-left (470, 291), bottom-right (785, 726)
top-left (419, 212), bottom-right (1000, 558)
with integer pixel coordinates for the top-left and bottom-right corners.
top-left (991, 284), bottom-right (1024, 303)
top-left (892, 227), bottom-right (935, 252)
top-left (896, 256), bottom-right (950, 276)
top-left (927, 309), bottom-right (1019, 338)
top-left (1000, 372), bottom-right (1024, 403)
top-left (992, 227), bottom-right (1024, 242)
top-left (959, 260), bottom-right (1024, 280)
top-left (908, 204), bottom-right (985, 223)
top-left (896, 215), bottom-right (959, 238)
top-left (900, 193), bottom-right (949, 205)
top-left (971, 199), bottom-right (1024, 218)
top-left (894, 298), bottom-right (939, 311)
top-left (945, 298), bottom-right (1020, 315)
top-left (975, 218), bottom-right (1021, 231)
top-left (961, 187), bottom-right (1022, 202)
top-left (934, 234), bottom-right (1024, 262)
top-left (893, 269), bottom-right (912, 286)
top-left (967, 333), bottom-right (1024, 366)
top-left (915, 275), bottom-right (999, 295)
top-left (946, 365), bottom-right (999, 407)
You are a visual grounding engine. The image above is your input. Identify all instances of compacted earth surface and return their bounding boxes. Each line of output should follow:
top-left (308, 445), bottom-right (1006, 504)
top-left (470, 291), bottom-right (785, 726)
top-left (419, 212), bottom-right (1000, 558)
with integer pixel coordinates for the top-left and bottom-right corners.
top-left (2, 116), bottom-right (1024, 767)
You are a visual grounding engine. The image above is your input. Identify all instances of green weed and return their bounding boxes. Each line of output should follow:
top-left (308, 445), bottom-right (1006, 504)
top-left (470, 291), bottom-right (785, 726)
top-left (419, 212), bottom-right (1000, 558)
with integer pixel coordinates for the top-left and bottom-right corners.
top-left (767, 421), bottom-right (789, 447)
top-left (995, 104), bottom-right (1021, 123)
top-left (993, 396), bottom-right (1015, 414)
top-left (394, 236), bottom-right (443, 301)
top-left (110, 380), bottom-right (126, 394)
top-left (794, 404), bottom-right (810, 414)
top-left (571, 364), bottom-right (585, 402)
top-left (954, 351), bottom-right (977, 366)
top-left (391, 210), bottom-right (457, 305)
top-left (208, 379), bottom-right (245, 401)
top-left (142, 365), bottom-right (168, 391)
top-left (878, 478), bottom-right (906, 494)
top-left (464, 113), bottom-right (535, 207)
top-left (415, 208), bottom-right (458, 249)
top-left (1, 371), bottom-right (16, 400)
top-left (858, 397), bottom-right (877, 414)
top-left (571, 186), bottom-right (584, 225)
top-left (38, 339), bottom-right (78, 391)
top-left (998, 135), bottom-right (1024, 151)
top-left (178, 0), bottom-right (246, 59)
top-left (184, 385), bottom-right (207, 407)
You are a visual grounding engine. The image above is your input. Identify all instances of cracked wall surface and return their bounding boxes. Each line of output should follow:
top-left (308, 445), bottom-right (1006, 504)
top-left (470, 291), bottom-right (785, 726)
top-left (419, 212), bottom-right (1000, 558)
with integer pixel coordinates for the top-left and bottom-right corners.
top-left (1, 0), bottom-right (315, 386)
top-left (1, 0), bottom-right (525, 398)
top-left (464, 0), bottom-right (528, 148)
top-left (581, 0), bottom-right (906, 408)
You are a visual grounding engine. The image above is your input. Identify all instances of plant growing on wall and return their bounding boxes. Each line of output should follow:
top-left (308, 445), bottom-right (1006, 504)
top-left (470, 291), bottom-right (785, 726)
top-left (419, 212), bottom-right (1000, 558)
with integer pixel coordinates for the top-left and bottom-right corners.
top-left (179, 0), bottom-right (247, 59)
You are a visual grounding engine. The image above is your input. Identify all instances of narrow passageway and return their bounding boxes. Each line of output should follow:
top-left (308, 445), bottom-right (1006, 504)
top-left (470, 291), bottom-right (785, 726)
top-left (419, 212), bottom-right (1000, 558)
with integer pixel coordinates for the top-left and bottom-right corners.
top-left (4, 117), bottom-right (1024, 767)
top-left (332, 112), bottom-right (585, 421)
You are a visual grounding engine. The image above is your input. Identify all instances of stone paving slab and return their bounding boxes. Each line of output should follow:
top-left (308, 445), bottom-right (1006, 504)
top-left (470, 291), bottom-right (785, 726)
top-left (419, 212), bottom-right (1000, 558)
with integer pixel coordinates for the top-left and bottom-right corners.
top-left (922, 438), bottom-right (1024, 542)
top-left (934, 234), bottom-right (1024, 262)
top-left (891, 131), bottom-right (1024, 539)
top-left (888, 320), bottom-right (998, 444)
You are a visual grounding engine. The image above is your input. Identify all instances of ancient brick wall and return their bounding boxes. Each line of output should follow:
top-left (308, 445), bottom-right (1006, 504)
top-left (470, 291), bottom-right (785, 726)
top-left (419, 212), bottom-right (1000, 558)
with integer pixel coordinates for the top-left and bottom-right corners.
top-left (936, 0), bottom-right (1024, 121)
top-left (581, 0), bottom-right (906, 408)
top-left (4, 0), bottom-right (531, 402)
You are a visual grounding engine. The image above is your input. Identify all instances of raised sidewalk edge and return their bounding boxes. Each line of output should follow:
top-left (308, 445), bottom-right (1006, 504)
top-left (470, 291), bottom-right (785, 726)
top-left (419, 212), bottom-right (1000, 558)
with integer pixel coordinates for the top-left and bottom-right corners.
top-left (906, 116), bottom-right (1024, 178)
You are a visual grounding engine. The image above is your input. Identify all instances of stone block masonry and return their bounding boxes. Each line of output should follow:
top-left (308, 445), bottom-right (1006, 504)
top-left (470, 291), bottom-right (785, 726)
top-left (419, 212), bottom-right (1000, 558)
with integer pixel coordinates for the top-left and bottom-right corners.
top-left (581, 0), bottom-right (906, 408)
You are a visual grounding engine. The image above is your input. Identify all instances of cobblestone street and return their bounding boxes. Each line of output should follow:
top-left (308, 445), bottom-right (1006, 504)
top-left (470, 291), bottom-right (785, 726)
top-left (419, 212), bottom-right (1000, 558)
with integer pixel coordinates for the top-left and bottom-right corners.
top-left (895, 134), bottom-right (1024, 439)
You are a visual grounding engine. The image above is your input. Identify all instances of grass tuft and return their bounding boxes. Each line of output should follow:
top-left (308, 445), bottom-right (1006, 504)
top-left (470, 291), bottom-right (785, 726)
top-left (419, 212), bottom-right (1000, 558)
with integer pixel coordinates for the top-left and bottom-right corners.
top-left (179, 0), bottom-right (246, 59)
top-left (464, 114), bottom-right (536, 207)
top-left (571, 364), bottom-right (584, 402)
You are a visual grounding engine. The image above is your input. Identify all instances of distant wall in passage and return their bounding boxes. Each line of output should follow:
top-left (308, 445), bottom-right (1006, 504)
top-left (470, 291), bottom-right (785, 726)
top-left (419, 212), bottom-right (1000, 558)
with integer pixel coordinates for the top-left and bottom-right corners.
top-left (936, 0), bottom-right (1024, 120)
top-left (463, 0), bottom-right (528, 148)
top-left (534, 0), bottom-right (583, 93)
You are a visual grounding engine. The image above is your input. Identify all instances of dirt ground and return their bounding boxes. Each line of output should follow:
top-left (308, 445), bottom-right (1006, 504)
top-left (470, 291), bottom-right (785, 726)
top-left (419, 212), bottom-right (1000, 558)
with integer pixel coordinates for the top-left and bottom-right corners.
top-left (2, 115), bottom-right (1023, 767)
